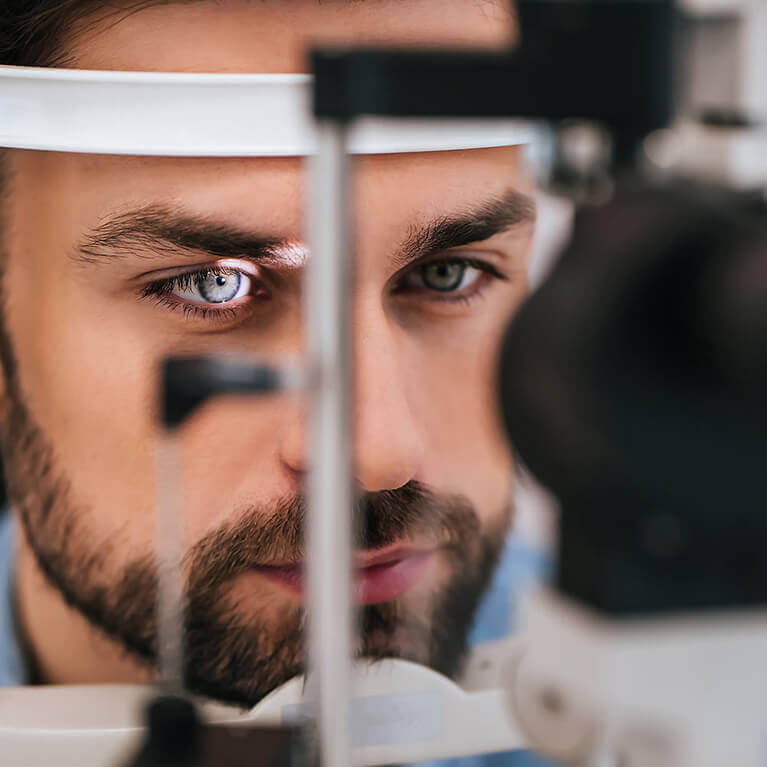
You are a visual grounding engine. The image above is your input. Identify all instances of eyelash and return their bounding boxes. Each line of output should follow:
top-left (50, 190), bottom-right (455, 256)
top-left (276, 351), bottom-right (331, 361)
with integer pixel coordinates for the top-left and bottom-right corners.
top-left (140, 258), bottom-right (507, 321)
top-left (140, 267), bottom-right (254, 321)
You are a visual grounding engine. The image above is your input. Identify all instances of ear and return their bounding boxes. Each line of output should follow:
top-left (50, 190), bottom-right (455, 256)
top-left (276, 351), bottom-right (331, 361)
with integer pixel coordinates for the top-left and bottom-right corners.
top-left (0, 328), bottom-right (12, 451)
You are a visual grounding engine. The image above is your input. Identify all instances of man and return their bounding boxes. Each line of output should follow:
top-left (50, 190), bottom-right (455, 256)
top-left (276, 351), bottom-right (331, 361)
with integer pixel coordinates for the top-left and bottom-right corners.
top-left (0, 1), bottom-right (548, 764)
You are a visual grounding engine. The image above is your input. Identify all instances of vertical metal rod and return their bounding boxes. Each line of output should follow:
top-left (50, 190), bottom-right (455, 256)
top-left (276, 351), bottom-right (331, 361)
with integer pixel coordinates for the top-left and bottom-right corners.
top-left (155, 434), bottom-right (186, 692)
top-left (307, 120), bottom-right (354, 767)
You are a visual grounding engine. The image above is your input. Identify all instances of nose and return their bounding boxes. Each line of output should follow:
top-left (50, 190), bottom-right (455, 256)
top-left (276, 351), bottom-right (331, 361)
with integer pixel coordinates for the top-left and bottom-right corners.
top-left (279, 305), bottom-right (424, 492)
top-left (352, 310), bottom-right (425, 492)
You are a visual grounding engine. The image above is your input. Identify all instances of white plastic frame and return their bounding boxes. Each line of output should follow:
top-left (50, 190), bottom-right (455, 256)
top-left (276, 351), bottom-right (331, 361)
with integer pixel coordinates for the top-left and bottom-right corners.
top-left (0, 66), bottom-right (531, 157)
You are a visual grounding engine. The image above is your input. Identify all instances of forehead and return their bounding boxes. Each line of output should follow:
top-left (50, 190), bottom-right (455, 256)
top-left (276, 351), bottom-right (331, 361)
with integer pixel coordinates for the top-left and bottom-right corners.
top-left (67, 0), bottom-right (514, 73)
top-left (12, 1), bottom-right (525, 240)
top-left (15, 147), bottom-right (529, 246)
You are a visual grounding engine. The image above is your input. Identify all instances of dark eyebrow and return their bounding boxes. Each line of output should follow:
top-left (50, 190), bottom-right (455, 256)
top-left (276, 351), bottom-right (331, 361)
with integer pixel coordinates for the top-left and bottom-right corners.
top-left (395, 187), bottom-right (536, 270)
top-left (76, 205), bottom-right (290, 267)
top-left (76, 188), bottom-right (535, 270)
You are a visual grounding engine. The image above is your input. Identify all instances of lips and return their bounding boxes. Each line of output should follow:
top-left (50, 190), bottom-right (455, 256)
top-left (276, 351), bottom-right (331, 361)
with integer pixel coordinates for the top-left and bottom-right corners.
top-left (254, 546), bottom-right (435, 605)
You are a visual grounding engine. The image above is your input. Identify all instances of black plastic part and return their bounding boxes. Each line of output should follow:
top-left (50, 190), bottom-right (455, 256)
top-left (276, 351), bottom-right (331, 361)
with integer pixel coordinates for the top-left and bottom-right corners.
top-left (127, 696), bottom-right (201, 767)
top-left (199, 723), bottom-right (313, 767)
top-left (162, 357), bottom-right (284, 430)
top-left (123, 695), bottom-right (312, 767)
top-left (312, 1), bottom-right (674, 158)
top-left (698, 107), bottom-right (758, 129)
top-left (499, 182), bottom-right (767, 616)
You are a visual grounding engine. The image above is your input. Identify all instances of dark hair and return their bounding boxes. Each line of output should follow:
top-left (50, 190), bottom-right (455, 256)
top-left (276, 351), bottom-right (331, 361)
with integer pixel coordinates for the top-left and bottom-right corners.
top-left (0, 1), bottom-right (176, 67)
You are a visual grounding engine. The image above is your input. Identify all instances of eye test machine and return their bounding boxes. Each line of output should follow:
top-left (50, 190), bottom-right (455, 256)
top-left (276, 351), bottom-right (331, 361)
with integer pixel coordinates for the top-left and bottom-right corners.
top-left (2, 1), bottom-right (767, 765)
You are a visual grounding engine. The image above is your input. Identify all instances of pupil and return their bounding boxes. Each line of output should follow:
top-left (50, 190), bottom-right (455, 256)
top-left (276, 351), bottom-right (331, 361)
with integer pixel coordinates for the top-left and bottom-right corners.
top-left (216, 275), bottom-right (228, 287)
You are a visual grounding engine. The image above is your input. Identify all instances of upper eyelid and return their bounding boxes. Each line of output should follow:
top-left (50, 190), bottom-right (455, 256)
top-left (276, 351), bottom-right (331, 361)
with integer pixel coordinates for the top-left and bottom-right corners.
top-left (403, 249), bottom-right (505, 269)
top-left (138, 258), bottom-right (264, 283)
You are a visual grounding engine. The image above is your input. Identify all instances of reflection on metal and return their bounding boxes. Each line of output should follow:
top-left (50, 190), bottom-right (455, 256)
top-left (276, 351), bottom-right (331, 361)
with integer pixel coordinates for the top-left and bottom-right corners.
top-left (306, 121), bottom-right (354, 767)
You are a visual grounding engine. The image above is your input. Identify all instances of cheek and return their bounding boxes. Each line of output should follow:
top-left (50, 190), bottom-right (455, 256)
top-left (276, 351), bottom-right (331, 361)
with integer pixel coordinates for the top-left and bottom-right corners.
top-left (404, 305), bottom-right (518, 518)
top-left (7, 267), bottom-right (160, 550)
top-left (173, 395), bottom-right (295, 540)
top-left (2, 158), bottom-right (158, 550)
top-left (7, 259), bottom-right (300, 551)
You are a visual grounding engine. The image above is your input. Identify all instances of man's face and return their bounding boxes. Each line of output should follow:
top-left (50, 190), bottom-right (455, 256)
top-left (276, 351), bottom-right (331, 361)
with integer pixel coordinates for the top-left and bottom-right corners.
top-left (2, 0), bottom-right (534, 706)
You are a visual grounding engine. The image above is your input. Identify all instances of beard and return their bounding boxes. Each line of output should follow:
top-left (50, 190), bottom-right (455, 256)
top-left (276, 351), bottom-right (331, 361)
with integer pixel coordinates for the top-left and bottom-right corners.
top-left (0, 353), bottom-right (511, 708)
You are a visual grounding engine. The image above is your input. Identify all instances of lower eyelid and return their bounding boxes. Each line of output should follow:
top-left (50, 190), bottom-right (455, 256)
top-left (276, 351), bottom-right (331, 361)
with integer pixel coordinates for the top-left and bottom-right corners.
top-left (149, 292), bottom-right (250, 322)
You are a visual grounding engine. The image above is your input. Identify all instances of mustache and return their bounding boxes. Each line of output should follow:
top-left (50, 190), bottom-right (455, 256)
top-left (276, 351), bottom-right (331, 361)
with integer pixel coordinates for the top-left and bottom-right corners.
top-left (185, 480), bottom-right (479, 591)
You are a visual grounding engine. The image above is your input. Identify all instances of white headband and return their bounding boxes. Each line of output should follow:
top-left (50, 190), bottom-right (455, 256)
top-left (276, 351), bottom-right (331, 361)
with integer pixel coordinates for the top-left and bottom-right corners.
top-left (0, 66), bottom-right (532, 157)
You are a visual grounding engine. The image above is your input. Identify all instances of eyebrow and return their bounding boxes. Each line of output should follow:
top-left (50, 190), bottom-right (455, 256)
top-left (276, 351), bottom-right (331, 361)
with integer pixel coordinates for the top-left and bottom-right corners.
top-left (75, 187), bottom-right (535, 270)
top-left (76, 207), bottom-right (290, 268)
top-left (395, 187), bottom-right (536, 270)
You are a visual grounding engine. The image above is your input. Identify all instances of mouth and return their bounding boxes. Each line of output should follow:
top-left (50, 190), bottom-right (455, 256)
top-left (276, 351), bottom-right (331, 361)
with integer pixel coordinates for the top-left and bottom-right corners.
top-left (253, 545), bottom-right (436, 605)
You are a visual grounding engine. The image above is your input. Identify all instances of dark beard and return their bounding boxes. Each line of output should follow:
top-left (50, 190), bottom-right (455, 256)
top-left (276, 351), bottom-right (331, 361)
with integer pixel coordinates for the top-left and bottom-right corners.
top-left (0, 340), bottom-right (510, 708)
top-left (179, 494), bottom-right (505, 706)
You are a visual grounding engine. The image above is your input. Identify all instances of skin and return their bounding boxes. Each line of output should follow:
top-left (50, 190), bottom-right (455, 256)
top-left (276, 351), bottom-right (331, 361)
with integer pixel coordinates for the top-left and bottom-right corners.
top-left (2, 0), bottom-right (535, 700)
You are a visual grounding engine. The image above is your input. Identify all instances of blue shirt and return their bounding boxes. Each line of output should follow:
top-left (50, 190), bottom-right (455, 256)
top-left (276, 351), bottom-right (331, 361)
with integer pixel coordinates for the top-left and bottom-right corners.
top-left (0, 511), bottom-right (552, 765)
top-left (0, 513), bottom-right (23, 687)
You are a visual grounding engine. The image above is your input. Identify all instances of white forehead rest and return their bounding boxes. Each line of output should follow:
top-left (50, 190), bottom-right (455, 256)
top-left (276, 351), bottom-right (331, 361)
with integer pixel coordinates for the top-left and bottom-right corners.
top-left (0, 66), bottom-right (532, 157)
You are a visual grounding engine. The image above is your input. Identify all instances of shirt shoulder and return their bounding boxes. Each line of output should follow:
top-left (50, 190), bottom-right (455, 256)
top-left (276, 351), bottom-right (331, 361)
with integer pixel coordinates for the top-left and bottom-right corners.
top-left (0, 511), bottom-right (25, 686)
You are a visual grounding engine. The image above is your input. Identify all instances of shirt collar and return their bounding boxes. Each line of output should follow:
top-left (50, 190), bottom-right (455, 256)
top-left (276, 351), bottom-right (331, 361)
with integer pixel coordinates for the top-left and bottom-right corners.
top-left (468, 535), bottom-right (550, 645)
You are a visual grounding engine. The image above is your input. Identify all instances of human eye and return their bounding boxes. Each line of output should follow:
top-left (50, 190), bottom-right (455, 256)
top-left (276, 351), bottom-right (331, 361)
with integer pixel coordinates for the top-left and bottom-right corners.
top-left (140, 263), bottom-right (269, 321)
top-left (394, 257), bottom-right (508, 303)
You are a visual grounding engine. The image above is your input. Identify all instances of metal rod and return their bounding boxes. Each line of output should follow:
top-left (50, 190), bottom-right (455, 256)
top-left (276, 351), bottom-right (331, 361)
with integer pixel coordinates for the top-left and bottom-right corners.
top-left (306, 120), bottom-right (354, 767)
top-left (155, 434), bottom-right (186, 692)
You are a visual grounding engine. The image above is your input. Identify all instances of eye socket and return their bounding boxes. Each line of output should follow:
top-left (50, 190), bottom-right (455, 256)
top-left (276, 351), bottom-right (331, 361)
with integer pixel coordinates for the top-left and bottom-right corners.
top-left (142, 266), bottom-right (256, 308)
top-left (139, 264), bottom-right (269, 323)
